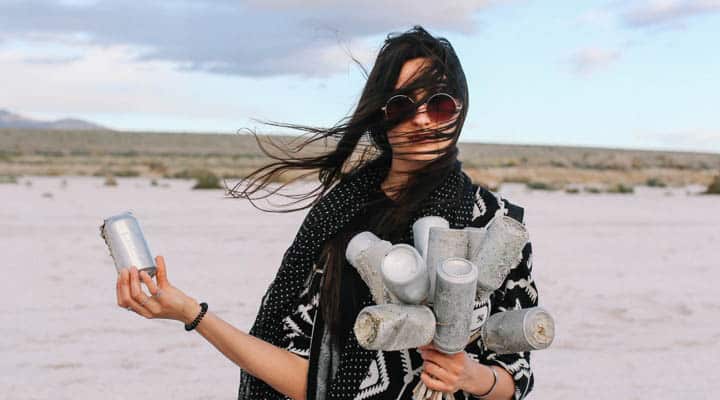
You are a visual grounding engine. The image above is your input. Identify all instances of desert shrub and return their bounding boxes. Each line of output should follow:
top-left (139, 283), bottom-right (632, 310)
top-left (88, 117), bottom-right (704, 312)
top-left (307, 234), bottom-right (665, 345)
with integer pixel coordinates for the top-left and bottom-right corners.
top-left (0, 175), bottom-right (18, 184)
top-left (584, 186), bottom-right (602, 194)
top-left (145, 160), bottom-right (168, 174)
top-left (170, 169), bottom-right (194, 179)
top-left (191, 169), bottom-right (222, 189)
top-left (231, 153), bottom-right (264, 160)
top-left (45, 168), bottom-right (65, 176)
top-left (150, 179), bottom-right (159, 187)
top-left (526, 181), bottom-right (558, 191)
top-left (35, 150), bottom-right (65, 157)
top-left (631, 157), bottom-right (647, 169)
top-left (705, 175), bottom-right (720, 194)
top-left (0, 151), bottom-right (14, 162)
top-left (564, 187), bottom-right (580, 194)
top-left (104, 175), bottom-right (117, 186)
top-left (94, 168), bottom-right (139, 177)
top-left (112, 150), bottom-right (139, 157)
top-left (503, 176), bottom-right (531, 184)
top-left (606, 183), bottom-right (634, 194)
top-left (113, 169), bottom-right (140, 177)
top-left (646, 177), bottom-right (667, 188)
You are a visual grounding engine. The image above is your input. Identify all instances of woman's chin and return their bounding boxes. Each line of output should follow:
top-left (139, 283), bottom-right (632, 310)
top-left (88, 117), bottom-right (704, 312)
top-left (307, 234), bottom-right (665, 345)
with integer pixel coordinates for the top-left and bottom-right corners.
top-left (394, 149), bottom-right (444, 162)
top-left (410, 152), bottom-right (441, 161)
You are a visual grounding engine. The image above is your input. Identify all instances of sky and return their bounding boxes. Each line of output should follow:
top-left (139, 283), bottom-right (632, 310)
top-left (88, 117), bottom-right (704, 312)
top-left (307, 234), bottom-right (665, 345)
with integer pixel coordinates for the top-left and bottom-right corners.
top-left (1, 0), bottom-right (719, 153)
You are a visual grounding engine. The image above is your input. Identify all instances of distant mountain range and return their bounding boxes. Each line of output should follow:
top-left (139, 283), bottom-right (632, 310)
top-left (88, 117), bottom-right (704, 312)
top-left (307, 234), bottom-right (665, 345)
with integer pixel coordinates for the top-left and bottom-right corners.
top-left (0, 109), bottom-right (110, 131)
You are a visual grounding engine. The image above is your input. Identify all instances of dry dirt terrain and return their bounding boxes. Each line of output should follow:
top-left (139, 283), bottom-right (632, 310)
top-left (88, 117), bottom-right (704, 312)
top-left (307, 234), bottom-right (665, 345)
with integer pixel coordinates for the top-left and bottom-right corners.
top-left (1, 175), bottom-right (718, 399)
top-left (2, 129), bottom-right (719, 190)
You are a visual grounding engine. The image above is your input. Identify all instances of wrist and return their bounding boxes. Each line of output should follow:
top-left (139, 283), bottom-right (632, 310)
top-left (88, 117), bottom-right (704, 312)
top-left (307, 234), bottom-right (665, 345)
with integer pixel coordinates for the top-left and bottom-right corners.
top-left (181, 297), bottom-right (202, 325)
top-left (476, 365), bottom-right (498, 398)
top-left (464, 362), bottom-right (497, 398)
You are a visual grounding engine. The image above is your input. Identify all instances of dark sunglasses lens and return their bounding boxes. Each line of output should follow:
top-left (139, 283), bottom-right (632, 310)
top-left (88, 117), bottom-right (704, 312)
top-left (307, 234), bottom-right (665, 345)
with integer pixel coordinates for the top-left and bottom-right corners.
top-left (427, 94), bottom-right (457, 122)
top-left (385, 96), bottom-right (414, 120)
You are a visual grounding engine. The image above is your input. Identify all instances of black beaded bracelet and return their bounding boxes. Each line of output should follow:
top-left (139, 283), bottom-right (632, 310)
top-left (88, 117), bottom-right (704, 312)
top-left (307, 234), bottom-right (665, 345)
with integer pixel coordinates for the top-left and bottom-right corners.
top-left (185, 302), bottom-right (208, 331)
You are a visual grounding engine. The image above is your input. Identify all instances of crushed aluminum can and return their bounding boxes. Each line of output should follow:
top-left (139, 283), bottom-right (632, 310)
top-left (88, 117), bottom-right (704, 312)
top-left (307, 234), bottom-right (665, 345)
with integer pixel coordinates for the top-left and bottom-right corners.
top-left (100, 211), bottom-right (157, 277)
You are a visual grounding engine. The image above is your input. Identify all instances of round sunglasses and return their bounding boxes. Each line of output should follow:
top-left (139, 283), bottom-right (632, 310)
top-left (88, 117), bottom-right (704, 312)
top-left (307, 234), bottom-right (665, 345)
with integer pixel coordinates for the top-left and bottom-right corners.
top-left (381, 92), bottom-right (461, 123)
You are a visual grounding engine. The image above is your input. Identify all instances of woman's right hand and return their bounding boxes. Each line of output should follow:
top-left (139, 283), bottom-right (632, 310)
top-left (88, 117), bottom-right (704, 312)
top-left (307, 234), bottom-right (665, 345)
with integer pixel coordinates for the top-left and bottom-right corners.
top-left (116, 255), bottom-right (200, 324)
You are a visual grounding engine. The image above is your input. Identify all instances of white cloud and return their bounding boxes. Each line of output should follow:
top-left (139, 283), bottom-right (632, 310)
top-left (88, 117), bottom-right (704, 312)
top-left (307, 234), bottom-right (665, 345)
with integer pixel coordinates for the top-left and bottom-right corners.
top-left (0, 0), bottom-right (511, 130)
top-left (22, 55), bottom-right (84, 65)
top-left (0, 44), bottom-right (260, 118)
top-left (569, 47), bottom-right (622, 76)
top-left (623, 0), bottom-right (720, 28)
top-left (0, 0), bottom-right (502, 77)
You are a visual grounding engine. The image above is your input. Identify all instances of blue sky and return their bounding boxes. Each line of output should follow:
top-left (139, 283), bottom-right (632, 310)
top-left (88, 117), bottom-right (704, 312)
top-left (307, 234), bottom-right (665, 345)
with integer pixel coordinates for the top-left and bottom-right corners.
top-left (1, 0), bottom-right (719, 153)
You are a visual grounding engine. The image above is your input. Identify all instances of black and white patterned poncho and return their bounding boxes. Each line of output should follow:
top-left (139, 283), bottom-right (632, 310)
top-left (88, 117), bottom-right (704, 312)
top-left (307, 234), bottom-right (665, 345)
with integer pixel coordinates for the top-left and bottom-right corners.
top-left (239, 159), bottom-right (538, 400)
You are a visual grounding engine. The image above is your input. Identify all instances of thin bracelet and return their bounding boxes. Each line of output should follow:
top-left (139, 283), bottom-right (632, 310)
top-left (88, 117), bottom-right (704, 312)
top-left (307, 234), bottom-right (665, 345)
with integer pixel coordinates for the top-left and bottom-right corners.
top-left (475, 365), bottom-right (498, 399)
top-left (184, 302), bottom-right (208, 331)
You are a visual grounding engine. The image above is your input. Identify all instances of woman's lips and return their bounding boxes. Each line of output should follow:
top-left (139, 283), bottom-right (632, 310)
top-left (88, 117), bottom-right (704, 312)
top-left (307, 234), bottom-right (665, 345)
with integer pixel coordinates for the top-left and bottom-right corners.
top-left (407, 133), bottom-right (428, 142)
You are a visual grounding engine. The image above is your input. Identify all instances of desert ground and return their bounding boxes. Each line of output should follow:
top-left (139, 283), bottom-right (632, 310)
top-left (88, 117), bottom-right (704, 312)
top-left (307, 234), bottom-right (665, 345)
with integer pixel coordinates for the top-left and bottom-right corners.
top-left (1, 175), bottom-right (718, 399)
top-left (2, 129), bottom-right (720, 190)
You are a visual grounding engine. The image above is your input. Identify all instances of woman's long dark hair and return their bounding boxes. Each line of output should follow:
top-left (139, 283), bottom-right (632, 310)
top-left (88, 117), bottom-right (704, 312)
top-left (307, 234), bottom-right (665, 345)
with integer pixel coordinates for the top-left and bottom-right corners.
top-left (228, 25), bottom-right (469, 335)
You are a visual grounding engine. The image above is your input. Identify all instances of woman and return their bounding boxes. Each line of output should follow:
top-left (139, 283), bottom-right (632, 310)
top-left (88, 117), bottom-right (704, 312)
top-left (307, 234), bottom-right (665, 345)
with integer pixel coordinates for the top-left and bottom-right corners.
top-left (116, 26), bottom-right (538, 400)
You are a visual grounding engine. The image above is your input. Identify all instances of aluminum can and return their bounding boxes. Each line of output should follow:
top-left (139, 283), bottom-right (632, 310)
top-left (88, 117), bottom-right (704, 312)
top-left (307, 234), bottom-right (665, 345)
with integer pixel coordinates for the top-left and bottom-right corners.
top-left (100, 211), bottom-right (156, 277)
top-left (380, 244), bottom-right (429, 304)
top-left (433, 257), bottom-right (478, 354)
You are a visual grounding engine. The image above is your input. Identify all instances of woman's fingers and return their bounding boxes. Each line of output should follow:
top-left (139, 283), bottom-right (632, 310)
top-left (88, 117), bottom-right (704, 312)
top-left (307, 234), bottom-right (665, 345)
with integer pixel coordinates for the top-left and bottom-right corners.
top-left (423, 361), bottom-right (454, 385)
top-left (140, 270), bottom-right (159, 295)
top-left (116, 271), bottom-right (124, 307)
top-left (139, 270), bottom-right (164, 315)
top-left (123, 267), bottom-right (153, 318)
top-left (129, 266), bottom-right (146, 298)
top-left (116, 258), bottom-right (184, 322)
top-left (155, 255), bottom-right (169, 288)
top-left (421, 371), bottom-right (452, 393)
top-left (117, 268), bottom-right (133, 309)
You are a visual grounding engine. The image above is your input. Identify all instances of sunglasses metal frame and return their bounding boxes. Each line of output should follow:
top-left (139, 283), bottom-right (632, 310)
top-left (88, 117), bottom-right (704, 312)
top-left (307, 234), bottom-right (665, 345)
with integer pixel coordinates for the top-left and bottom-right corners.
top-left (381, 92), bottom-right (462, 122)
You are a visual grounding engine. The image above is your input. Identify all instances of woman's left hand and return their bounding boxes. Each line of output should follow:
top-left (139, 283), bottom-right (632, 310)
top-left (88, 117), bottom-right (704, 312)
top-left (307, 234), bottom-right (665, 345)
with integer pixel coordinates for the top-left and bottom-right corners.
top-left (418, 343), bottom-right (474, 394)
top-left (116, 255), bottom-right (199, 324)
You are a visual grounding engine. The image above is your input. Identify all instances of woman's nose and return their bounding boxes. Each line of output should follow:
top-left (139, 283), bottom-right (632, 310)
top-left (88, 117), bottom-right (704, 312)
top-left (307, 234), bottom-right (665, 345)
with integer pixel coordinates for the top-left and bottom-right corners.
top-left (411, 103), bottom-right (432, 126)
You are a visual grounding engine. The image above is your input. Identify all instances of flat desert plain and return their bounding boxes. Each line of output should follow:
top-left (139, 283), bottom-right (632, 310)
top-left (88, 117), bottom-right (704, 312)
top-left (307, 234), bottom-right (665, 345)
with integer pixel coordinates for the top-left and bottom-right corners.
top-left (1, 177), bottom-right (718, 399)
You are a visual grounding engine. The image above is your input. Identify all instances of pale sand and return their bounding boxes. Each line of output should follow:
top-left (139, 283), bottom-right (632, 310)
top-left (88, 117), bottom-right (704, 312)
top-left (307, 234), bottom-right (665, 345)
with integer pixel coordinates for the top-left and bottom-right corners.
top-left (1, 177), bottom-right (718, 399)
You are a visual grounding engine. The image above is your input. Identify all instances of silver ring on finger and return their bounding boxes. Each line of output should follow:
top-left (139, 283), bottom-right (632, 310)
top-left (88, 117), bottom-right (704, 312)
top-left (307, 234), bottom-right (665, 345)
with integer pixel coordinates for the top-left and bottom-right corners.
top-left (152, 289), bottom-right (162, 298)
top-left (141, 297), bottom-right (151, 306)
